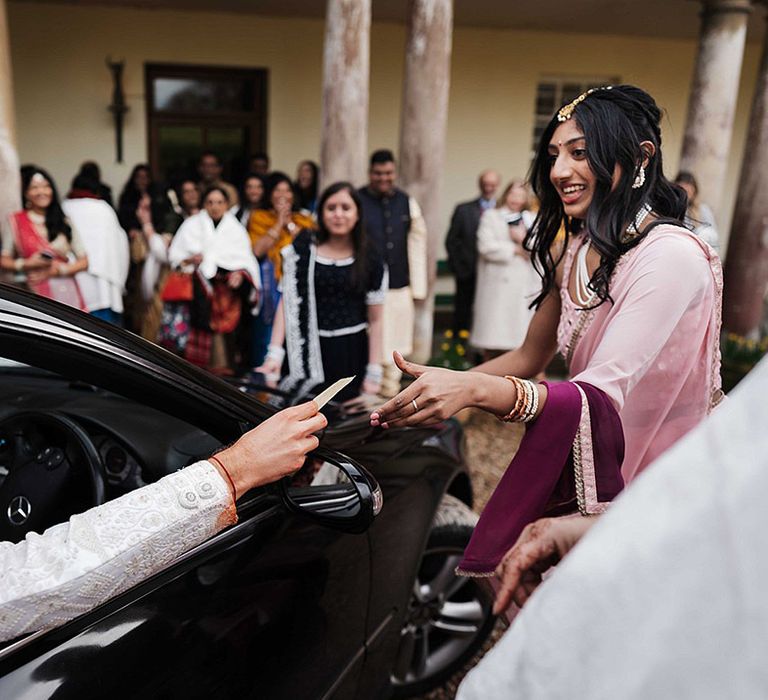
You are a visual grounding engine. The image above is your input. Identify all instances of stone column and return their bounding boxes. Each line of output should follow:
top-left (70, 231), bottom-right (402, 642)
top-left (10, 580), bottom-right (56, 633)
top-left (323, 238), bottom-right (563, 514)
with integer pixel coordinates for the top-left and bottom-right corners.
top-left (319, 0), bottom-right (371, 189)
top-left (723, 2), bottom-right (768, 336)
top-left (679, 0), bottom-right (752, 219)
top-left (398, 0), bottom-right (453, 363)
top-left (0, 0), bottom-right (19, 226)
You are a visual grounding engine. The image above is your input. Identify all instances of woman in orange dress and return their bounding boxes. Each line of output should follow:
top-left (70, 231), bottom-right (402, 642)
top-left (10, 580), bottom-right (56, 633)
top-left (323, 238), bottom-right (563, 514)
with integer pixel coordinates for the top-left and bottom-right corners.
top-left (248, 172), bottom-right (314, 367)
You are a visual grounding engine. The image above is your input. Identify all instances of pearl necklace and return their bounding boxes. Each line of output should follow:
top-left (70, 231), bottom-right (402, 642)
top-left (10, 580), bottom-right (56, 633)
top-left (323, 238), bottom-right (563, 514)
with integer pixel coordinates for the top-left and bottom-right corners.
top-left (574, 203), bottom-right (653, 307)
top-left (574, 239), bottom-right (595, 307)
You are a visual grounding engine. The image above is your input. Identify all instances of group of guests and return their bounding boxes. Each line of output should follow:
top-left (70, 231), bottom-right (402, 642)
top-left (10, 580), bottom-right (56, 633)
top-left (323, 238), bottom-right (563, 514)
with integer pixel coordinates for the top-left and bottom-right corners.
top-left (0, 148), bottom-right (427, 404)
top-left (2, 84), bottom-right (760, 700)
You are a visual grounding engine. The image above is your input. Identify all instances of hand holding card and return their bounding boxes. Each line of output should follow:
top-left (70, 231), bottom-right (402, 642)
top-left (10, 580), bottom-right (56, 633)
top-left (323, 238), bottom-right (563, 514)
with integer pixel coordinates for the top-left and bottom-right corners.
top-left (313, 376), bottom-right (356, 409)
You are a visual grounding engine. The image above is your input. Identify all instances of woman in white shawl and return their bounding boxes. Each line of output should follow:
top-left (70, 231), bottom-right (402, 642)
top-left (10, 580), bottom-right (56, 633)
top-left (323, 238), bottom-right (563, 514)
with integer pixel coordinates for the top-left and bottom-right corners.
top-left (62, 174), bottom-right (129, 325)
top-left (164, 186), bottom-right (260, 374)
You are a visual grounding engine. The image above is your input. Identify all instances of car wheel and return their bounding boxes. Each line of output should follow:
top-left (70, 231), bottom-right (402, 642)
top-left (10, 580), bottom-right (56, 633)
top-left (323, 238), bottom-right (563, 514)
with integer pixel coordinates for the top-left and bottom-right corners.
top-left (390, 494), bottom-right (496, 697)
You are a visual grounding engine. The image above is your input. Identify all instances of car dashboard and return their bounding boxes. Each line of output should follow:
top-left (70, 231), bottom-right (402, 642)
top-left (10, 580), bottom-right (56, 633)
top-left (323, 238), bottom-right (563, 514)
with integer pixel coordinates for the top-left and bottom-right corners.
top-left (0, 366), bottom-right (221, 500)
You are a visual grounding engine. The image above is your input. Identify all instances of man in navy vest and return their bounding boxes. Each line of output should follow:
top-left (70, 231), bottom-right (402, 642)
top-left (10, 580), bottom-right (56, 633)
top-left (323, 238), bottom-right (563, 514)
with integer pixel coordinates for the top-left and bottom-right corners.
top-left (358, 150), bottom-right (427, 397)
top-left (445, 170), bottom-right (501, 335)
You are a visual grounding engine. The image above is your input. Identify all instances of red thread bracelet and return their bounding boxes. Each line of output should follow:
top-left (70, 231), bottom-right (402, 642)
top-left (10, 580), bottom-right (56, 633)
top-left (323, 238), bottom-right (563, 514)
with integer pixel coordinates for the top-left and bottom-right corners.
top-left (209, 455), bottom-right (237, 501)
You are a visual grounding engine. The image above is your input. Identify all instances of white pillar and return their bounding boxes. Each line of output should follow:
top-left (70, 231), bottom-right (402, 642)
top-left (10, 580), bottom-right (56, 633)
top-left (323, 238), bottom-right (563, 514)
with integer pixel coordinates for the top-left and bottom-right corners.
top-left (398, 0), bottom-right (453, 363)
top-left (679, 0), bottom-right (752, 218)
top-left (0, 0), bottom-right (19, 226)
top-left (319, 0), bottom-right (371, 189)
top-left (723, 1), bottom-right (768, 336)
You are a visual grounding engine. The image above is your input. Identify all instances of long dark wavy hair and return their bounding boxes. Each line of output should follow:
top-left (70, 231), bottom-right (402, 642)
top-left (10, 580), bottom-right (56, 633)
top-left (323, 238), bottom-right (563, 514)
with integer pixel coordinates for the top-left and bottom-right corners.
top-left (316, 181), bottom-right (370, 293)
top-left (527, 84), bottom-right (688, 308)
top-left (21, 167), bottom-right (72, 243)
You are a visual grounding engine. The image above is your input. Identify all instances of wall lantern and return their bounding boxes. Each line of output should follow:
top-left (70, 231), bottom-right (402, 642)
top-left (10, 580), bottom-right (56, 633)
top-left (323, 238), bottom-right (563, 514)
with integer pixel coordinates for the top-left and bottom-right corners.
top-left (106, 57), bottom-right (129, 163)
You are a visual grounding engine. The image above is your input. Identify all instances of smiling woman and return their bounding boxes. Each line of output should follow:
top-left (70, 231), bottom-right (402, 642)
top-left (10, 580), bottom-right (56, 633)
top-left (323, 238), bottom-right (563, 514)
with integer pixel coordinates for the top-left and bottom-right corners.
top-left (0, 168), bottom-right (89, 309)
top-left (370, 84), bottom-right (723, 579)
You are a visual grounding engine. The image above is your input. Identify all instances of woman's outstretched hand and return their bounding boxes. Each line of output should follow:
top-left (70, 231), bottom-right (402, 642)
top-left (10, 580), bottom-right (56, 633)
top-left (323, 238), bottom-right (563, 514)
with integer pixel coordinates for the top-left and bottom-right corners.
top-left (369, 351), bottom-right (477, 429)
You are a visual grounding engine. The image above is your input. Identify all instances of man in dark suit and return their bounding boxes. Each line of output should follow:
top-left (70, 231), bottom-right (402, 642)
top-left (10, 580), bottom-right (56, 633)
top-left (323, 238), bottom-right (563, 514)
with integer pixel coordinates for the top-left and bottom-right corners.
top-left (445, 170), bottom-right (501, 335)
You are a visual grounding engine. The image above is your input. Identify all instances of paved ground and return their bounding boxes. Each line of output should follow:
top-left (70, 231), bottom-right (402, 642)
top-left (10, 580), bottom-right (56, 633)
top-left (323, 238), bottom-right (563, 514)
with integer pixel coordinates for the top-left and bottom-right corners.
top-left (412, 409), bottom-right (525, 700)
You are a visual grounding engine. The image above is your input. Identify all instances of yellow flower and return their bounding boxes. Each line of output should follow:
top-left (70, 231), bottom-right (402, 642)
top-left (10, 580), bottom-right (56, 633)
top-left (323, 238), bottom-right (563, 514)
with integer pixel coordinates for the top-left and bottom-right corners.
top-left (456, 345), bottom-right (466, 356)
top-left (458, 329), bottom-right (470, 339)
top-left (441, 342), bottom-right (450, 352)
top-left (443, 330), bottom-right (454, 339)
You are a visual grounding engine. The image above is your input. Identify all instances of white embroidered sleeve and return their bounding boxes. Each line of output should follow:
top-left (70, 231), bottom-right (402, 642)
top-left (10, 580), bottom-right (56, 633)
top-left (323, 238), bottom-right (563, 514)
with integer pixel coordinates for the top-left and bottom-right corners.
top-left (0, 460), bottom-right (237, 642)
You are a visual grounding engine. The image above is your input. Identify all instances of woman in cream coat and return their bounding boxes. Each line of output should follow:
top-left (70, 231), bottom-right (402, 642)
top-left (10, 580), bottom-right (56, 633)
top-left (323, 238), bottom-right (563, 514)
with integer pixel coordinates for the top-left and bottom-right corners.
top-left (470, 181), bottom-right (538, 354)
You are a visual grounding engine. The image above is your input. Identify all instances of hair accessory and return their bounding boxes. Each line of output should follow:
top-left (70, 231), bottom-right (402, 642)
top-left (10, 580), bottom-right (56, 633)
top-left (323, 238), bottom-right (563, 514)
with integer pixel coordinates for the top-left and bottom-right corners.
top-left (632, 165), bottom-right (646, 189)
top-left (557, 86), bottom-right (613, 122)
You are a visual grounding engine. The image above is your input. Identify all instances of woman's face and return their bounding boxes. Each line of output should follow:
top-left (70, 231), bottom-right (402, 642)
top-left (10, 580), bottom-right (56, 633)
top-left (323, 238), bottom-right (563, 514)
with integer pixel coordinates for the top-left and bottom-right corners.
top-left (180, 182), bottom-right (200, 211)
top-left (505, 185), bottom-right (528, 212)
top-left (133, 168), bottom-right (150, 193)
top-left (548, 120), bottom-right (623, 220)
top-left (297, 163), bottom-right (314, 189)
top-left (244, 177), bottom-right (264, 206)
top-left (204, 190), bottom-right (229, 221)
top-left (548, 120), bottom-right (596, 220)
top-left (25, 174), bottom-right (53, 211)
top-left (322, 189), bottom-right (358, 238)
top-left (271, 181), bottom-right (293, 209)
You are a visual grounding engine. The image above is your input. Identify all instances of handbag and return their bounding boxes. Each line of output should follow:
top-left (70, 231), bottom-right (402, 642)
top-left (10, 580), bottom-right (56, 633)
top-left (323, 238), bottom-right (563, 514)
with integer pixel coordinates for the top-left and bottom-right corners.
top-left (160, 271), bottom-right (193, 302)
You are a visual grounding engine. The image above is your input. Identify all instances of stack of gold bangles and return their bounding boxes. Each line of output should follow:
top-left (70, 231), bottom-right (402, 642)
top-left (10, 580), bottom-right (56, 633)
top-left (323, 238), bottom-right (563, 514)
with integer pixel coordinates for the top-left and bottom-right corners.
top-left (498, 376), bottom-right (540, 423)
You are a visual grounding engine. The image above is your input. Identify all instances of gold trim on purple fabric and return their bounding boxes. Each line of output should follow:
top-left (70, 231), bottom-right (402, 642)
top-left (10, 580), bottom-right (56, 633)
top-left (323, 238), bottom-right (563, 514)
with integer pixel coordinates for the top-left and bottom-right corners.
top-left (573, 383), bottom-right (611, 516)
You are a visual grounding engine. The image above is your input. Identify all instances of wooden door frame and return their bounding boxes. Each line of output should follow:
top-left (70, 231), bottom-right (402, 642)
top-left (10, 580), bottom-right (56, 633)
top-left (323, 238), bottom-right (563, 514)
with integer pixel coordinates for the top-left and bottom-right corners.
top-left (145, 63), bottom-right (268, 182)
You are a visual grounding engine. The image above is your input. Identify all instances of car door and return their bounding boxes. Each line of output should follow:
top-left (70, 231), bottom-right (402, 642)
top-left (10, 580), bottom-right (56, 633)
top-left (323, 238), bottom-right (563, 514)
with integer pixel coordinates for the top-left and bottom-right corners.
top-left (0, 286), bottom-right (372, 699)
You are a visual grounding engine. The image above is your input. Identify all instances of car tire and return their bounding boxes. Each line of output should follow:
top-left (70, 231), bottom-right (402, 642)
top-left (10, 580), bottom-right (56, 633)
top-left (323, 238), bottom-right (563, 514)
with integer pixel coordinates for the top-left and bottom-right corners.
top-left (389, 494), bottom-right (497, 698)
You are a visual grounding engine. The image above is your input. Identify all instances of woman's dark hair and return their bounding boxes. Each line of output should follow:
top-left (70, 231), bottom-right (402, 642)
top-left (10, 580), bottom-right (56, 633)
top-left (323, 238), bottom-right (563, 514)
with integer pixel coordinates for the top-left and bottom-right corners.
top-left (294, 160), bottom-right (319, 211)
top-left (236, 172), bottom-right (266, 219)
top-left (21, 167), bottom-right (72, 243)
top-left (173, 178), bottom-right (199, 208)
top-left (316, 181), bottom-right (370, 293)
top-left (118, 164), bottom-right (174, 232)
top-left (201, 185), bottom-right (230, 204)
top-left (117, 164), bottom-right (153, 230)
top-left (70, 172), bottom-right (100, 195)
top-left (527, 84), bottom-right (688, 308)
top-left (264, 171), bottom-right (297, 211)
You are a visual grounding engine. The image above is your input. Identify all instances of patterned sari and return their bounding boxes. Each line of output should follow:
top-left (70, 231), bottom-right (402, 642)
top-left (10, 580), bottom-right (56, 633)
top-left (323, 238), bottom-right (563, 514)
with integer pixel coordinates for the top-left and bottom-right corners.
top-left (10, 211), bottom-right (85, 310)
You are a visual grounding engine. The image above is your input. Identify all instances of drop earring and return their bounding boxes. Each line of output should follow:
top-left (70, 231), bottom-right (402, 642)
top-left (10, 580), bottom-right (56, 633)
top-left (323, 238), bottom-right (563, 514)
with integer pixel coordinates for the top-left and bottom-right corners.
top-left (632, 166), bottom-right (646, 189)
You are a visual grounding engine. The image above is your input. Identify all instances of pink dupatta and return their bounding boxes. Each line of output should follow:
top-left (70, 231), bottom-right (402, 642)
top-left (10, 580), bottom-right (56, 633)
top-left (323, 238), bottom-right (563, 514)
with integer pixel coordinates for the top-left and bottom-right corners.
top-left (561, 224), bottom-right (722, 483)
top-left (457, 223), bottom-right (721, 577)
top-left (10, 211), bottom-right (86, 311)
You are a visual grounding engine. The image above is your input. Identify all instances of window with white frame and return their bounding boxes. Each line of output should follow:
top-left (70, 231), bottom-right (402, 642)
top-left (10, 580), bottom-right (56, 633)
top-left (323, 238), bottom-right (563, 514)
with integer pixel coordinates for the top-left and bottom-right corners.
top-left (532, 76), bottom-right (620, 154)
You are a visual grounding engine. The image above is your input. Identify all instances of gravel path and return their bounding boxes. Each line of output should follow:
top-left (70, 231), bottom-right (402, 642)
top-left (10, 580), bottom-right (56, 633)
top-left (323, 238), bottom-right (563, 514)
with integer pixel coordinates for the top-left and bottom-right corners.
top-left (411, 409), bottom-right (525, 700)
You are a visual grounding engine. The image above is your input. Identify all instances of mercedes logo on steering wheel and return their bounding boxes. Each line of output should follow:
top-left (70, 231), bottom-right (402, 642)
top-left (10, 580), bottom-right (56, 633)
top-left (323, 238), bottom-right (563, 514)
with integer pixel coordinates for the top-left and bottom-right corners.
top-left (7, 495), bottom-right (32, 526)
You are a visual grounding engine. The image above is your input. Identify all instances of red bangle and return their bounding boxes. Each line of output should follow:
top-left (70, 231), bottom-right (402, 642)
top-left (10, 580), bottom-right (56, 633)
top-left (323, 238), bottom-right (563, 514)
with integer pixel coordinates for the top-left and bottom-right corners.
top-left (209, 455), bottom-right (237, 501)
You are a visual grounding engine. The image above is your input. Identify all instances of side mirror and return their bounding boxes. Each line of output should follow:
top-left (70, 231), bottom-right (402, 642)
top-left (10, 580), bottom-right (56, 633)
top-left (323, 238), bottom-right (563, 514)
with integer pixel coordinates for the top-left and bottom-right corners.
top-left (279, 450), bottom-right (382, 534)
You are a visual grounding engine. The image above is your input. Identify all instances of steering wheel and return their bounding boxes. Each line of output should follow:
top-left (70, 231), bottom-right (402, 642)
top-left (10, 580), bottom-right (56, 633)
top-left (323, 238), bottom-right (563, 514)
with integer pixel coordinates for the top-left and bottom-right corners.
top-left (0, 411), bottom-right (105, 544)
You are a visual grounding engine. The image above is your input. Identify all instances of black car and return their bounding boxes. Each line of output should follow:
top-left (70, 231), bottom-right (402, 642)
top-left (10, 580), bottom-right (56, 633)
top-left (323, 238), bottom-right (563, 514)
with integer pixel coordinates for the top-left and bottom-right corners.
top-left (0, 284), bottom-right (495, 699)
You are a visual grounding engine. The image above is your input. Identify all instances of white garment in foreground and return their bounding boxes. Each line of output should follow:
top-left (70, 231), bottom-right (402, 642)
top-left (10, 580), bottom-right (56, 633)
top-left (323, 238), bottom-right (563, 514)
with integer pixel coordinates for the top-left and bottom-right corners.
top-left (0, 461), bottom-right (235, 643)
top-left (459, 358), bottom-right (768, 699)
top-left (63, 198), bottom-right (129, 314)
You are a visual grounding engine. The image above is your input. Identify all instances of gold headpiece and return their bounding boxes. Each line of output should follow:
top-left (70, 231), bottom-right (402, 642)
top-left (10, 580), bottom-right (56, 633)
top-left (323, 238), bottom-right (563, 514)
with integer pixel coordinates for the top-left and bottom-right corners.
top-left (557, 86), bottom-right (613, 122)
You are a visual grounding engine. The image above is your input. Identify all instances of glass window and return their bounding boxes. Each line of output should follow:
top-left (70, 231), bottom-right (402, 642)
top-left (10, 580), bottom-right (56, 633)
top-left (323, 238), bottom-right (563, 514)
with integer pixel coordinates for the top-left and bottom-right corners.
top-left (153, 77), bottom-right (249, 113)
